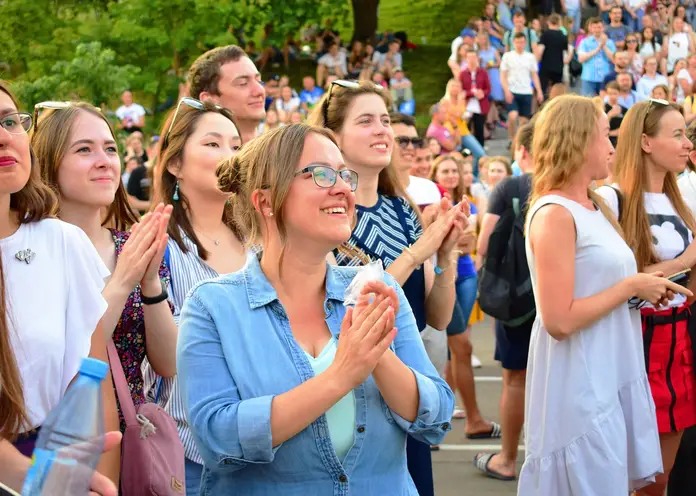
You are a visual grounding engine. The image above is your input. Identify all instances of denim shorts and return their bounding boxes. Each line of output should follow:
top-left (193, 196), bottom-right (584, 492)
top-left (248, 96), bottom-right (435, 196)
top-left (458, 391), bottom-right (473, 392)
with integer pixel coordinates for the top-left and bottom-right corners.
top-left (446, 275), bottom-right (478, 337)
top-left (507, 93), bottom-right (533, 119)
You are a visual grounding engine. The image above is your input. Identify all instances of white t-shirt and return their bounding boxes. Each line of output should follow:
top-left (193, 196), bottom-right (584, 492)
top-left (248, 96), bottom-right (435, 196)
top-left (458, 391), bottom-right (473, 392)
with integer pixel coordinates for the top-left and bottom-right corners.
top-left (406, 176), bottom-right (442, 207)
top-left (598, 187), bottom-right (693, 308)
top-left (115, 103), bottom-right (146, 127)
top-left (500, 50), bottom-right (537, 95)
top-left (667, 32), bottom-right (690, 73)
top-left (678, 171), bottom-right (696, 219)
top-left (318, 52), bottom-right (348, 75)
top-left (677, 68), bottom-right (692, 104)
top-left (275, 97), bottom-right (301, 113)
top-left (2, 219), bottom-right (109, 430)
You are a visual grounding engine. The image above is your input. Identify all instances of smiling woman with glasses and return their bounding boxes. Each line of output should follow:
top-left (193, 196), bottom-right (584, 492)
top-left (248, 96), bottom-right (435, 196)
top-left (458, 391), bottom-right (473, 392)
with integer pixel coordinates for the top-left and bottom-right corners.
top-left (171, 123), bottom-right (454, 494)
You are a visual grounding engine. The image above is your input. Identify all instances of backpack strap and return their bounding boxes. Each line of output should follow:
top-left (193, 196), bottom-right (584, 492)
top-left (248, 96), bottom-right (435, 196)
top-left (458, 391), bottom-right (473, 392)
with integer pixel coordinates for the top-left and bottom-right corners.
top-left (609, 185), bottom-right (624, 223)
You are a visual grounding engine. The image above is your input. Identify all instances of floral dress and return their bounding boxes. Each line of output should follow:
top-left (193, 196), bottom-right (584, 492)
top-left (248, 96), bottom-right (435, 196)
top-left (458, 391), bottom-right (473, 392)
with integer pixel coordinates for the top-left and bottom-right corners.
top-left (110, 229), bottom-right (172, 431)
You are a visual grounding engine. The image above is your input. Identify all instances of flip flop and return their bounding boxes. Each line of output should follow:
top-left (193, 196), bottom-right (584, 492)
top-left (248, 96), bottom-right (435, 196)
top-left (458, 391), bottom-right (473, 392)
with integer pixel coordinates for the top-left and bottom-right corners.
top-left (466, 421), bottom-right (502, 439)
top-left (473, 452), bottom-right (516, 481)
top-left (430, 445), bottom-right (440, 451)
top-left (453, 408), bottom-right (467, 419)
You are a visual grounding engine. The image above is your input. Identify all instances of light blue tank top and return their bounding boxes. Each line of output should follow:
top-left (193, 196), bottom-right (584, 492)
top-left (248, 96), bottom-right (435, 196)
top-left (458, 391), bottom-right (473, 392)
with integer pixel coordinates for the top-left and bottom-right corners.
top-left (303, 337), bottom-right (356, 461)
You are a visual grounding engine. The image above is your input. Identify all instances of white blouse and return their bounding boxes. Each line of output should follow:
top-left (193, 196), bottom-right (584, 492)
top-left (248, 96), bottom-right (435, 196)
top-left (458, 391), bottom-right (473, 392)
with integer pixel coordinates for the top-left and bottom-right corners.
top-left (2, 218), bottom-right (109, 430)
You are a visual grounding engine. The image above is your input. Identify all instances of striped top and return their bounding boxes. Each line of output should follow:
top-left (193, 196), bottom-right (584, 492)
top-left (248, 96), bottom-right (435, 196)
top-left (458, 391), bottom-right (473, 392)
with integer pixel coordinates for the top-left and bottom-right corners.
top-left (142, 232), bottom-right (219, 465)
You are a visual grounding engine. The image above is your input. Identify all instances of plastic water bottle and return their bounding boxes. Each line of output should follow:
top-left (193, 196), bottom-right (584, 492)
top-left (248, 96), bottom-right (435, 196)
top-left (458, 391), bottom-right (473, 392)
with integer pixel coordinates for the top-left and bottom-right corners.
top-left (22, 358), bottom-right (108, 496)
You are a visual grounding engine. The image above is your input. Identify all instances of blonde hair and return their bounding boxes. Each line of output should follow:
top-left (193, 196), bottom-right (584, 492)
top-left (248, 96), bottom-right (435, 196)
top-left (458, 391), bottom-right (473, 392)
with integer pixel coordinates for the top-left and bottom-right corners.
top-left (614, 100), bottom-right (696, 269)
top-left (216, 123), bottom-right (338, 250)
top-left (529, 94), bottom-right (621, 233)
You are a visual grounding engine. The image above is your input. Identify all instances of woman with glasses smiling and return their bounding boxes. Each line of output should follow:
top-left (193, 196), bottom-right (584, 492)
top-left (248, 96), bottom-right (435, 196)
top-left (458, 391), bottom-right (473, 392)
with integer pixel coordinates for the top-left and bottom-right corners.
top-left (310, 80), bottom-right (468, 496)
top-left (0, 81), bottom-right (119, 492)
top-left (141, 97), bottom-right (244, 495)
top-left (174, 123), bottom-right (454, 494)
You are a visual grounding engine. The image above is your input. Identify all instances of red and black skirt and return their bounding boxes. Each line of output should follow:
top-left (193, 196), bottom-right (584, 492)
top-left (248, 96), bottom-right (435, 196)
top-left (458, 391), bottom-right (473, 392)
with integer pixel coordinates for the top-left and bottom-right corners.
top-left (641, 303), bottom-right (696, 434)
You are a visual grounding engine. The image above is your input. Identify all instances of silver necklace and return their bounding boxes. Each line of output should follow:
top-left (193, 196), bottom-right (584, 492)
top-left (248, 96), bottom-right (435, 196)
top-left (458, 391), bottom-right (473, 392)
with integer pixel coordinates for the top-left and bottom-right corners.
top-left (195, 228), bottom-right (221, 246)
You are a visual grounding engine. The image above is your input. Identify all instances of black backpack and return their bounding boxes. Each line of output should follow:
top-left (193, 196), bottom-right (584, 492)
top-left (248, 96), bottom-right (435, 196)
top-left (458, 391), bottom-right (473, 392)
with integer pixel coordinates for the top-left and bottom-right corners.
top-left (478, 177), bottom-right (536, 327)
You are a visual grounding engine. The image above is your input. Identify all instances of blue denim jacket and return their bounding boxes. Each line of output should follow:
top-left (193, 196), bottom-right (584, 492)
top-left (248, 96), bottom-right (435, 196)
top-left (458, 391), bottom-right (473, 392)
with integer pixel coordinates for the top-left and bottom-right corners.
top-left (177, 253), bottom-right (454, 495)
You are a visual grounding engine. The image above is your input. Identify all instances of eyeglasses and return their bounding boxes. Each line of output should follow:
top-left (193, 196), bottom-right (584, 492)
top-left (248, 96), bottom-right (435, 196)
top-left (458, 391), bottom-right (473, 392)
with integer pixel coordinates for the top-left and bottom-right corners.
top-left (395, 136), bottom-right (424, 149)
top-left (164, 97), bottom-right (223, 143)
top-left (322, 79), bottom-right (382, 125)
top-left (0, 113), bottom-right (33, 135)
top-left (295, 165), bottom-right (359, 192)
top-left (33, 101), bottom-right (100, 133)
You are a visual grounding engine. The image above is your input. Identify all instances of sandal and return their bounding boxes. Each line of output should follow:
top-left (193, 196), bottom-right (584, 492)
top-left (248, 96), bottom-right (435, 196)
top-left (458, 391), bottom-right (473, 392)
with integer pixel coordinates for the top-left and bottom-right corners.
top-left (453, 408), bottom-right (466, 419)
top-left (465, 421), bottom-right (502, 439)
top-left (473, 452), bottom-right (516, 481)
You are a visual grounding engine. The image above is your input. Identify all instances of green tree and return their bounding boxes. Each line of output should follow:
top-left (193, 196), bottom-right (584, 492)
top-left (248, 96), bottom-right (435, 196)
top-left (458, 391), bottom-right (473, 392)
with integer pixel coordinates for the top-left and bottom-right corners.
top-left (12, 42), bottom-right (139, 110)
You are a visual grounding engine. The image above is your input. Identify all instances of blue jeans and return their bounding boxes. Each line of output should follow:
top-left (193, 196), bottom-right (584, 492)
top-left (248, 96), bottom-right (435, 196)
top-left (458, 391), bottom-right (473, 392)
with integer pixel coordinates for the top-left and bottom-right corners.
top-left (567, 8), bottom-right (581, 33)
top-left (461, 134), bottom-right (486, 177)
top-left (629, 8), bottom-right (644, 32)
top-left (456, 274), bottom-right (478, 326)
top-left (581, 80), bottom-right (603, 97)
top-left (185, 458), bottom-right (203, 496)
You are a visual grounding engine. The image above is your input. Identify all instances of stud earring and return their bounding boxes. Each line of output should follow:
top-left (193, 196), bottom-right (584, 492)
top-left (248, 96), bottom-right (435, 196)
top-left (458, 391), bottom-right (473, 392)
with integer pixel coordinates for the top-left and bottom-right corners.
top-left (173, 180), bottom-right (180, 201)
top-left (268, 212), bottom-right (274, 217)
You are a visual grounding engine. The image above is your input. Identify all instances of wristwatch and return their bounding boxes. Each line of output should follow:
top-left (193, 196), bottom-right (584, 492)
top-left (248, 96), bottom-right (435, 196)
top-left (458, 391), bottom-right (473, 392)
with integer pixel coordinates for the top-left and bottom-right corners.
top-left (141, 280), bottom-right (168, 305)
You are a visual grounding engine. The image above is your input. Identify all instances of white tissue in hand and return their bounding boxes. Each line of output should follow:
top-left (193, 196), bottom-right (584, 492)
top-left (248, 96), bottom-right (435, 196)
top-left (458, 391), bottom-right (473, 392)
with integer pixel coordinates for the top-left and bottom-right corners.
top-left (344, 260), bottom-right (385, 306)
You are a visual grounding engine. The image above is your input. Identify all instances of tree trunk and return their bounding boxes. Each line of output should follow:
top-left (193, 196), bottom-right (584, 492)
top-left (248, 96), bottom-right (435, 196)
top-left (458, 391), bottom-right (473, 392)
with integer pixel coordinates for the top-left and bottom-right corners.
top-left (351, 0), bottom-right (380, 44)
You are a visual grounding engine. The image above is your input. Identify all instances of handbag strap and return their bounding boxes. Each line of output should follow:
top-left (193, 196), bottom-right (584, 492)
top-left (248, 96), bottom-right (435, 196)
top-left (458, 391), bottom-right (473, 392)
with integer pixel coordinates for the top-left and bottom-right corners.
top-left (106, 340), bottom-right (138, 423)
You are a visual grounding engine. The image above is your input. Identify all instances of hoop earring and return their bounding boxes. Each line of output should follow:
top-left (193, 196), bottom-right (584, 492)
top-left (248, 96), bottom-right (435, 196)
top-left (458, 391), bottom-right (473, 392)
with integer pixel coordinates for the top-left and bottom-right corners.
top-left (173, 180), bottom-right (180, 201)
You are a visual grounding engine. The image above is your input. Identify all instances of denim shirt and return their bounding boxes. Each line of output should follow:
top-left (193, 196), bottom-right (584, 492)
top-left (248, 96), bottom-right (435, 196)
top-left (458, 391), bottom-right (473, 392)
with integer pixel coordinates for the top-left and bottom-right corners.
top-left (579, 35), bottom-right (616, 83)
top-left (177, 253), bottom-right (454, 495)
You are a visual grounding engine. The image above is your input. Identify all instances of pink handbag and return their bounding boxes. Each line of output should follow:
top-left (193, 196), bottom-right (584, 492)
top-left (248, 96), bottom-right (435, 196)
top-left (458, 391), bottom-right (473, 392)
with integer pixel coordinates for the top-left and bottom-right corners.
top-left (107, 341), bottom-right (186, 495)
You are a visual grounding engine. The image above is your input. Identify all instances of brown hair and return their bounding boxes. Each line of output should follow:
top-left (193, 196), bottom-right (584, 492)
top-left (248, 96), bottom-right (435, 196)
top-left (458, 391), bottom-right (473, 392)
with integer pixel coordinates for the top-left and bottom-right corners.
top-left (529, 95), bottom-right (621, 234)
top-left (188, 45), bottom-right (247, 100)
top-left (430, 155), bottom-right (468, 201)
top-left (31, 102), bottom-right (138, 231)
top-left (0, 82), bottom-right (58, 224)
top-left (515, 118), bottom-right (536, 154)
top-left (614, 100), bottom-right (696, 269)
top-left (216, 124), bottom-right (338, 249)
top-left (151, 100), bottom-right (241, 260)
top-left (307, 81), bottom-right (422, 218)
top-left (487, 155), bottom-right (513, 176)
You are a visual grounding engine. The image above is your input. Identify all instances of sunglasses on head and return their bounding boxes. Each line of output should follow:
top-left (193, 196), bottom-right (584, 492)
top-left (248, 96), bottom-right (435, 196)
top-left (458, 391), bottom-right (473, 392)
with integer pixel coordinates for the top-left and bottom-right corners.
top-left (395, 136), bottom-right (424, 149)
top-left (322, 79), bottom-right (383, 124)
top-left (164, 97), bottom-right (224, 143)
top-left (33, 101), bottom-right (101, 133)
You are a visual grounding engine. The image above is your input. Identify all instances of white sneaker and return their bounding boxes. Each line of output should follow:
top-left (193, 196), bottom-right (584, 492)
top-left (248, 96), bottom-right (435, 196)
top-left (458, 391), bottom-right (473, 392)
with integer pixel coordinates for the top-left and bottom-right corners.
top-left (472, 354), bottom-right (482, 369)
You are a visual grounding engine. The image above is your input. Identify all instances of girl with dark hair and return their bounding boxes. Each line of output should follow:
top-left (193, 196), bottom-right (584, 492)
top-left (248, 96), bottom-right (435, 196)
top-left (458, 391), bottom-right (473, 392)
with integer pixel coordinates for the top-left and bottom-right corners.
top-left (142, 97), bottom-right (244, 494)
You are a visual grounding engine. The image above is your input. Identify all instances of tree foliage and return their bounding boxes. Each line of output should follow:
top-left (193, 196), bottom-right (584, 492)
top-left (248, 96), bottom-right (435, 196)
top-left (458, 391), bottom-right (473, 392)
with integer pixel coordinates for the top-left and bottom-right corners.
top-left (1, 0), bottom-right (351, 120)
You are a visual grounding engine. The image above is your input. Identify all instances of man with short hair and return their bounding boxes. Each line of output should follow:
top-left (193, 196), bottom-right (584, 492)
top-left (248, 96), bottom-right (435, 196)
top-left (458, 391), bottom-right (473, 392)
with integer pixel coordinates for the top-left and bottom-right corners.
top-left (615, 71), bottom-right (639, 109)
top-left (500, 33), bottom-right (543, 145)
top-left (426, 102), bottom-right (460, 153)
top-left (502, 11), bottom-right (539, 54)
top-left (115, 90), bottom-right (146, 135)
top-left (605, 6), bottom-right (631, 50)
top-left (188, 45), bottom-right (266, 143)
top-left (577, 17), bottom-right (616, 96)
top-left (601, 50), bottom-right (635, 90)
top-left (411, 147), bottom-right (434, 180)
top-left (299, 76), bottom-right (324, 113)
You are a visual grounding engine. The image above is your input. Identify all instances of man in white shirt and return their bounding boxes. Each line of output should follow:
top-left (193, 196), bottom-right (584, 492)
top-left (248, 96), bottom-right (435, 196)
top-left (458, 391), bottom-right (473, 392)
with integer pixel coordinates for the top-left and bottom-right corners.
top-left (501, 32), bottom-right (544, 145)
top-left (316, 41), bottom-right (347, 88)
top-left (115, 90), bottom-right (146, 135)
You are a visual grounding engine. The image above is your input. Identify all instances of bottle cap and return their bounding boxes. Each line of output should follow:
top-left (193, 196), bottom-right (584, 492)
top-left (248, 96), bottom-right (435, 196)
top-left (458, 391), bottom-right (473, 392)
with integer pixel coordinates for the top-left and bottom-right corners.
top-left (79, 357), bottom-right (109, 381)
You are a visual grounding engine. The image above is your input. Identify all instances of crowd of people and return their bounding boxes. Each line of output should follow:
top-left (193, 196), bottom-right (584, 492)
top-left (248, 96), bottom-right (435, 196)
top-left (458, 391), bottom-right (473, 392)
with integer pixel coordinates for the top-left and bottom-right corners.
top-left (1, 1), bottom-right (696, 496)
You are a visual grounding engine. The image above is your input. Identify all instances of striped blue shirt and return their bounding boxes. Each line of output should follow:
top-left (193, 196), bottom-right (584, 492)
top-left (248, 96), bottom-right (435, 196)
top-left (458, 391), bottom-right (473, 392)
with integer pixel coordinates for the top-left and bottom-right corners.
top-left (142, 233), bottom-right (220, 465)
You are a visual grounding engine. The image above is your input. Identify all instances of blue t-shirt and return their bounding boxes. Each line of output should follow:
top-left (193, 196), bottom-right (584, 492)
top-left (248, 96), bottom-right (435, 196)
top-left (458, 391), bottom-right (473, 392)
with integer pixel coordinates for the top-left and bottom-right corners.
top-left (457, 202), bottom-right (478, 278)
top-left (300, 87), bottom-right (325, 108)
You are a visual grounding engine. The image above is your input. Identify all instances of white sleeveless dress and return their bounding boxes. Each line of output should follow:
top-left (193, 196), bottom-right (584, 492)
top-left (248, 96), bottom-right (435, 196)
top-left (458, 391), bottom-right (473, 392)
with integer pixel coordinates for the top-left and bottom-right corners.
top-left (518, 195), bottom-right (663, 496)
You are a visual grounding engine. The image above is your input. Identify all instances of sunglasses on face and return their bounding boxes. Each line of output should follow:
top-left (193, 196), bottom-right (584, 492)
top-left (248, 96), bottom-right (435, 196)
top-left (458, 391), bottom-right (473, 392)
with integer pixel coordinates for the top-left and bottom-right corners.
top-left (164, 97), bottom-right (224, 143)
top-left (395, 136), bottom-right (424, 149)
top-left (322, 79), bottom-right (383, 124)
top-left (0, 112), bottom-right (33, 135)
top-left (33, 101), bottom-right (101, 133)
top-left (295, 164), bottom-right (359, 192)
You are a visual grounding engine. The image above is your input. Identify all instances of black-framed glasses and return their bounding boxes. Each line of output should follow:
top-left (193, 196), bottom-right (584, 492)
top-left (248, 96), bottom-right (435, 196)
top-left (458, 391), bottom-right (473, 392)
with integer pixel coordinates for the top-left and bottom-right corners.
top-left (395, 136), bottom-right (424, 149)
top-left (164, 97), bottom-right (223, 143)
top-left (295, 165), bottom-right (358, 192)
top-left (33, 101), bottom-right (100, 133)
top-left (0, 113), bottom-right (33, 134)
top-left (322, 79), bottom-right (383, 125)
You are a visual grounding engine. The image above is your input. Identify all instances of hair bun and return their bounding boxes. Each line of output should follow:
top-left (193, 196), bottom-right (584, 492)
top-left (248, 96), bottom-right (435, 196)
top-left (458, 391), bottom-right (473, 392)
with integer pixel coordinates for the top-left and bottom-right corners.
top-left (216, 157), bottom-right (242, 194)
